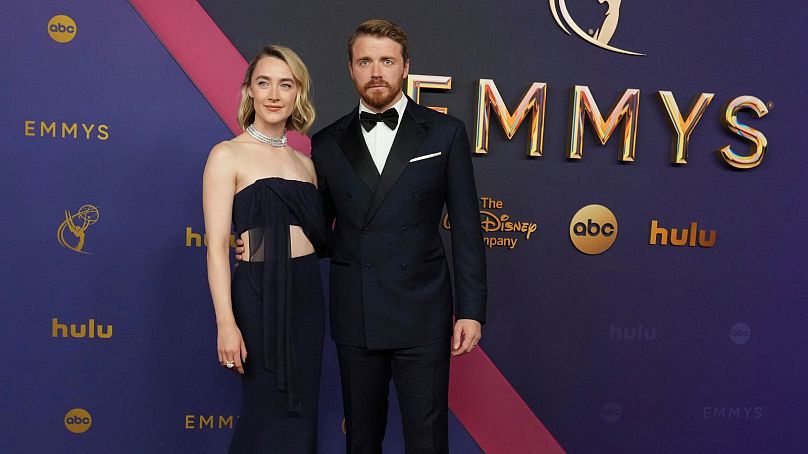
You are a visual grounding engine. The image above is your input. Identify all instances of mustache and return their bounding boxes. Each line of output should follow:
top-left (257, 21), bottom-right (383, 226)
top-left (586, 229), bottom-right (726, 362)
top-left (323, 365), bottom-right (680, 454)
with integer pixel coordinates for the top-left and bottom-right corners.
top-left (363, 80), bottom-right (391, 90)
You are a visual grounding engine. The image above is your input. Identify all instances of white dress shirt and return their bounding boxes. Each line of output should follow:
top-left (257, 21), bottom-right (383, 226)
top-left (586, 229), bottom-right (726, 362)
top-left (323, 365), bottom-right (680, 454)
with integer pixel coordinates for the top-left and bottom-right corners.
top-left (359, 94), bottom-right (408, 173)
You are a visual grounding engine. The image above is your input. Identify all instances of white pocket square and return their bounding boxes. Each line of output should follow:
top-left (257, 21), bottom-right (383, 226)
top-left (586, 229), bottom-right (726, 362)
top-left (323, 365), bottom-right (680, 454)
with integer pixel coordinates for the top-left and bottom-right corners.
top-left (409, 152), bottom-right (442, 162)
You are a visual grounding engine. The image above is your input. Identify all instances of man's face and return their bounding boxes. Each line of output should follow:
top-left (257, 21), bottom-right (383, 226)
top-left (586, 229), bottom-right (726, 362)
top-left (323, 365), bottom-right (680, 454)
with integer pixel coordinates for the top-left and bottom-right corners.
top-left (349, 35), bottom-right (409, 112)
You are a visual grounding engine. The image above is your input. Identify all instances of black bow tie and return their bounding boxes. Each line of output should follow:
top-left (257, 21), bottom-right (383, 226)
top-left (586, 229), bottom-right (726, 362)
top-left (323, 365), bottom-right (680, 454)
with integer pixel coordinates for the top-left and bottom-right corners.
top-left (359, 109), bottom-right (399, 132)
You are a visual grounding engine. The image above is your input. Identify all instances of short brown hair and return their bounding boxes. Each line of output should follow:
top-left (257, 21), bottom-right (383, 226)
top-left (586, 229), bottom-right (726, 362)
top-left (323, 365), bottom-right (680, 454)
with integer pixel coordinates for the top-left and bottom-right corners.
top-left (238, 45), bottom-right (315, 134)
top-left (347, 19), bottom-right (409, 63)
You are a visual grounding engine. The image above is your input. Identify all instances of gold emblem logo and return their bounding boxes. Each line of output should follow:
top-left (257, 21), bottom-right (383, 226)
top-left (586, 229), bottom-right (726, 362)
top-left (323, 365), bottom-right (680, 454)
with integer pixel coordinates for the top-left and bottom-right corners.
top-left (570, 204), bottom-right (618, 254)
top-left (549, 0), bottom-right (644, 56)
top-left (57, 205), bottom-right (100, 253)
top-left (47, 15), bottom-right (77, 43)
top-left (64, 408), bottom-right (92, 434)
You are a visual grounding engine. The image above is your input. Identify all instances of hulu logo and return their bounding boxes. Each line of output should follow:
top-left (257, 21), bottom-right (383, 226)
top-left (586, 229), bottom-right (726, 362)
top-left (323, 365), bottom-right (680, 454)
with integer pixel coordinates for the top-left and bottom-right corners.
top-left (185, 227), bottom-right (235, 248)
top-left (649, 220), bottom-right (716, 247)
top-left (51, 318), bottom-right (112, 339)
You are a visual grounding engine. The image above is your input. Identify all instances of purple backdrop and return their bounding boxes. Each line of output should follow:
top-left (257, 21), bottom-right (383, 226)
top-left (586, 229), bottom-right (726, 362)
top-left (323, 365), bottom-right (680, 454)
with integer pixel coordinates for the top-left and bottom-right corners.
top-left (1, 1), bottom-right (806, 452)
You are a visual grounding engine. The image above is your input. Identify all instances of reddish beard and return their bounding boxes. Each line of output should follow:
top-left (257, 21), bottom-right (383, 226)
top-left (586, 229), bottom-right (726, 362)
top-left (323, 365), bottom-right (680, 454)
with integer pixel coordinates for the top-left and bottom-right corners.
top-left (360, 78), bottom-right (403, 110)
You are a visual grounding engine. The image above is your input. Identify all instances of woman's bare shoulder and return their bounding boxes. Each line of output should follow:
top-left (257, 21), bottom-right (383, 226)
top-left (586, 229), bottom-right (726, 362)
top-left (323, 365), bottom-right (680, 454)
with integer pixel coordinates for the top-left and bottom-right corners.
top-left (208, 134), bottom-right (254, 160)
top-left (289, 147), bottom-right (313, 163)
top-left (289, 148), bottom-right (317, 183)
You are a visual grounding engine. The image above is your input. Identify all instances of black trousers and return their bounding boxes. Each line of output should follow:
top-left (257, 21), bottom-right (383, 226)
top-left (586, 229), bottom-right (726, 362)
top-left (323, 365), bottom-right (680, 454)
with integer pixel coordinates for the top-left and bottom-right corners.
top-left (336, 339), bottom-right (451, 454)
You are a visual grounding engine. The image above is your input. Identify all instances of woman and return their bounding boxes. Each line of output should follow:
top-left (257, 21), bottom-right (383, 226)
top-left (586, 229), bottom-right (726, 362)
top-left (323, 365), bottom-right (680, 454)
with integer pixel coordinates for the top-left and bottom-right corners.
top-left (202, 45), bottom-right (328, 453)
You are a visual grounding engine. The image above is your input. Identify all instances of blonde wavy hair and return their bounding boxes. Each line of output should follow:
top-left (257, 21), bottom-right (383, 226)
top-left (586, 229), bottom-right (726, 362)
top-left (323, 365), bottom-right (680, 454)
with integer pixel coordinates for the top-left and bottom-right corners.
top-left (237, 45), bottom-right (315, 134)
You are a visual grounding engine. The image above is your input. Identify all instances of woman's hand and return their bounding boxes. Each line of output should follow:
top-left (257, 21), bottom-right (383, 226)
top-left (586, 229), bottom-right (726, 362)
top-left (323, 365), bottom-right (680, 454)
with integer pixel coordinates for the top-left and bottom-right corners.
top-left (217, 321), bottom-right (247, 374)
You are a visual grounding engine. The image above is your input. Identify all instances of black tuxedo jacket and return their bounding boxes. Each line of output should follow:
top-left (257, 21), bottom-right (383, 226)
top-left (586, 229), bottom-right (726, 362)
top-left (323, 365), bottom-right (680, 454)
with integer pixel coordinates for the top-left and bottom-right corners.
top-left (311, 98), bottom-right (487, 349)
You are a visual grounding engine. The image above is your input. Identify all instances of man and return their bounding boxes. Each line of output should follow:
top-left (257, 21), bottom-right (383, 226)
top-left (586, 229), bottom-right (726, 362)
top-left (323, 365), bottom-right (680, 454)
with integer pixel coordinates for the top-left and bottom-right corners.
top-left (311, 19), bottom-right (487, 453)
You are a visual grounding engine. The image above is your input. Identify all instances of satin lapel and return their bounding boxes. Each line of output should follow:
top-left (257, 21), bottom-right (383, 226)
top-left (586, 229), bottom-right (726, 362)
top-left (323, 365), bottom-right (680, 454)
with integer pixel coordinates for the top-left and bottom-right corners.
top-left (337, 114), bottom-right (380, 191)
top-left (363, 109), bottom-right (426, 225)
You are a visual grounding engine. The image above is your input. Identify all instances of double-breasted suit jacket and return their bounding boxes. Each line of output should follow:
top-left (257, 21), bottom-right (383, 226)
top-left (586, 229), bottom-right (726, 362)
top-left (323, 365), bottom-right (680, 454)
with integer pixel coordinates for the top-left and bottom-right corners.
top-left (311, 98), bottom-right (487, 349)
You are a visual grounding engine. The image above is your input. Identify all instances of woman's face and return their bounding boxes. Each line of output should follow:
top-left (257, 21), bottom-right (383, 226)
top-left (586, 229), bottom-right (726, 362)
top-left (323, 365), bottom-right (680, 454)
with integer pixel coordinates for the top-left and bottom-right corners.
top-left (247, 56), bottom-right (298, 129)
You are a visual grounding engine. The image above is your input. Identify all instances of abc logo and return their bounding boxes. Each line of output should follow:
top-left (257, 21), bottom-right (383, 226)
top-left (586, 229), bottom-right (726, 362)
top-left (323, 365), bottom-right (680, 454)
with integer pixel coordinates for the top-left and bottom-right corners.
top-left (48, 15), bottom-right (77, 43)
top-left (730, 322), bottom-right (751, 345)
top-left (600, 401), bottom-right (622, 423)
top-left (64, 408), bottom-right (92, 434)
top-left (569, 204), bottom-right (618, 255)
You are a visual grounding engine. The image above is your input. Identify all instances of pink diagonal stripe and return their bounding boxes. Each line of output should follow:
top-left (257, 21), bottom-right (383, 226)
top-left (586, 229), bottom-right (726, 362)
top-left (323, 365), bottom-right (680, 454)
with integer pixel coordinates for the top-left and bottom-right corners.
top-left (129, 0), bottom-right (561, 451)
top-left (128, 0), bottom-right (310, 153)
top-left (450, 349), bottom-right (565, 453)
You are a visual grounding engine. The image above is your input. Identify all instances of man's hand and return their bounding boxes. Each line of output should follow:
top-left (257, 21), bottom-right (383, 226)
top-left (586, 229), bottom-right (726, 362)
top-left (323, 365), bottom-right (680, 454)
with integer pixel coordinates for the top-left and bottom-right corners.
top-left (451, 319), bottom-right (482, 356)
top-left (234, 238), bottom-right (245, 261)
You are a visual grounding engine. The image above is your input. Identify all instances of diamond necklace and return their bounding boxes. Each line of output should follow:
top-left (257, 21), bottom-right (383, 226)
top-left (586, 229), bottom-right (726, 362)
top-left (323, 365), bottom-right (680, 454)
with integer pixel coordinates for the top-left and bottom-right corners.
top-left (246, 124), bottom-right (287, 148)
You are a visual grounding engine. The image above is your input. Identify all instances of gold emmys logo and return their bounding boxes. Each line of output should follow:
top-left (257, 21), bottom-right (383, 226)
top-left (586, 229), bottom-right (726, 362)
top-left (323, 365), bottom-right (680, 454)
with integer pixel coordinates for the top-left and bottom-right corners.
top-left (24, 121), bottom-right (110, 140)
top-left (64, 408), bottom-right (92, 434)
top-left (57, 205), bottom-right (100, 254)
top-left (184, 414), bottom-right (235, 430)
top-left (443, 195), bottom-right (537, 250)
top-left (570, 204), bottom-right (618, 254)
top-left (48, 15), bottom-right (77, 44)
top-left (549, 0), bottom-right (644, 56)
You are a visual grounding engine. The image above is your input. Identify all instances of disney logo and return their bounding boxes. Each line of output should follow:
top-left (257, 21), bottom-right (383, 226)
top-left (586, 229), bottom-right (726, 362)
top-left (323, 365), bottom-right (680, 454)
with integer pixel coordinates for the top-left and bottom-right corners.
top-left (442, 211), bottom-right (537, 239)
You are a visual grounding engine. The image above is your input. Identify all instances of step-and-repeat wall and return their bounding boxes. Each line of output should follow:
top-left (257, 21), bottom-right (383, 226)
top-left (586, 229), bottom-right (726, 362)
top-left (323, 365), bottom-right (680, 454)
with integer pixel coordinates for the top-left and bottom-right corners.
top-left (2, 1), bottom-right (806, 452)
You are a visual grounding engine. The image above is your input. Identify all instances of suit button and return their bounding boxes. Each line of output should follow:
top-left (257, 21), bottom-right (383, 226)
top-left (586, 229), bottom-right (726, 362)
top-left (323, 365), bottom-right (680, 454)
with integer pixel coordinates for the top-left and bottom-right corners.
top-left (411, 188), bottom-right (419, 198)
top-left (401, 263), bottom-right (408, 270)
top-left (400, 226), bottom-right (407, 234)
top-left (362, 264), bottom-right (370, 271)
top-left (347, 191), bottom-right (353, 198)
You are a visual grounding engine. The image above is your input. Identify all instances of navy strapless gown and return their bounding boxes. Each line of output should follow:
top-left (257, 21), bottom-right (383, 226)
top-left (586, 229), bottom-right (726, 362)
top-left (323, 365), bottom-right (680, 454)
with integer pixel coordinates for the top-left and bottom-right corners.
top-left (228, 177), bottom-right (330, 454)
